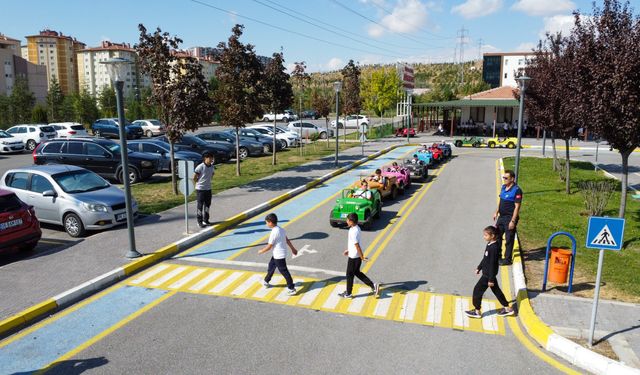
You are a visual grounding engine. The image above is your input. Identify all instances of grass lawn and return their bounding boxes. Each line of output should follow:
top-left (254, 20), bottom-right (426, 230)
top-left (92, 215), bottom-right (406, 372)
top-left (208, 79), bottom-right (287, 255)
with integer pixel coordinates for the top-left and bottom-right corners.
top-left (504, 157), bottom-right (640, 302)
top-left (132, 141), bottom-right (359, 215)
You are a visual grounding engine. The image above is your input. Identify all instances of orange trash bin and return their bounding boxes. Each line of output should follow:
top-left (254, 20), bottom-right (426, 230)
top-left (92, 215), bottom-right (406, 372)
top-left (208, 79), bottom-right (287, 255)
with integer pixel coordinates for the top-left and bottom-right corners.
top-left (548, 248), bottom-right (572, 283)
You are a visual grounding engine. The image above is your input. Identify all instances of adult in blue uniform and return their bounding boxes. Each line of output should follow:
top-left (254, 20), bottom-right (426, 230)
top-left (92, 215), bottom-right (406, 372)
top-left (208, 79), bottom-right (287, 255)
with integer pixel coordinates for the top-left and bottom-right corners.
top-left (493, 169), bottom-right (522, 265)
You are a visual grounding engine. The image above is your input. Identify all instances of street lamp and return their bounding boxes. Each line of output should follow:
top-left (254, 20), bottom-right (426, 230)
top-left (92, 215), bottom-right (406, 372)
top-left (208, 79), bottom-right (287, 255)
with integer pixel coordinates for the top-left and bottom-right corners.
top-left (101, 57), bottom-right (141, 259)
top-left (406, 89), bottom-right (413, 144)
top-left (333, 81), bottom-right (342, 167)
top-left (514, 76), bottom-right (531, 185)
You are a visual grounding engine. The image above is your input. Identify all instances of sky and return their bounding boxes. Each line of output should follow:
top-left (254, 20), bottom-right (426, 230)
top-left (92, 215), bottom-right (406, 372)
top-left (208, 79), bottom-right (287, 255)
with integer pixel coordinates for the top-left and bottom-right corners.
top-left (2, 0), bottom-right (638, 72)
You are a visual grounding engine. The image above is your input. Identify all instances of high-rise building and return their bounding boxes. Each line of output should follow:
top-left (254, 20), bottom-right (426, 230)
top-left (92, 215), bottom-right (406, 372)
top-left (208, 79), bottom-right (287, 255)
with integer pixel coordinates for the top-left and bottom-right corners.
top-left (0, 33), bottom-right (47, 102)
top-left (172, 49), bottom-right (219, 83)
top-left (0, 33), bottom-right (21, 96)
top-left (25, 29), bottom-right (85, 95)
top-left (482, 52), bottom-right (535, 88)
top-left (77, 41), bottom-right (143, 98)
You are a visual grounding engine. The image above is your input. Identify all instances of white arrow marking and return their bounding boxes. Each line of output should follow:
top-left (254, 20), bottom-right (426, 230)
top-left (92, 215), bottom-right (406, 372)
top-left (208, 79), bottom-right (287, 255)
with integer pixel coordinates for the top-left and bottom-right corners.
top-left (292, 244), bottom-right (318, 259)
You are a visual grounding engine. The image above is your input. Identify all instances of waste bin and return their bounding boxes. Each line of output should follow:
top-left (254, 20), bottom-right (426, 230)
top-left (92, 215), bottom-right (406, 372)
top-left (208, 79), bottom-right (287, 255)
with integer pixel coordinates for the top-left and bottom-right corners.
top-left (548, 248), bottom-right (572, 283)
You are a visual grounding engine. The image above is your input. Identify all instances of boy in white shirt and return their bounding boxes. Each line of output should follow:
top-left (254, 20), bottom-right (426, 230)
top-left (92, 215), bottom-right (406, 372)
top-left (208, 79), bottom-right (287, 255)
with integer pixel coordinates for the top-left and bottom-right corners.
top-left (193, 151), bottom-right (215, 228)
top-left (338, 213), bottom-right (380, 299)
top-left (258, 213), bottom-right (298, 295)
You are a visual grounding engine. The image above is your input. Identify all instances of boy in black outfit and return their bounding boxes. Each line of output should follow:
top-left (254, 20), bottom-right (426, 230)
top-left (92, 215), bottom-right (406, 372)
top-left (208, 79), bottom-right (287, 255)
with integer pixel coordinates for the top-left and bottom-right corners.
top-left (465, 226), bottom-right (515, 318)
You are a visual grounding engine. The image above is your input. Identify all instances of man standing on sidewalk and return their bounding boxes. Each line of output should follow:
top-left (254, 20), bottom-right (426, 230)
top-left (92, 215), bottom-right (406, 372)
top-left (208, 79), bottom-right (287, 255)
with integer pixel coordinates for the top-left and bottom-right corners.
top-left (493, 169), bottom-right (522, 265)
top-left (193, 151), bottom-right (215, 228)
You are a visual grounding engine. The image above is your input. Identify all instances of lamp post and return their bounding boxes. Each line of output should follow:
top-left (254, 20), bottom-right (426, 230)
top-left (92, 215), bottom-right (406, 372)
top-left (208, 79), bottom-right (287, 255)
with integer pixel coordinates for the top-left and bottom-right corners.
top-left (514, 76), bottom-right (531, 185)
top-left (101, 57), bottom-right (141, 259)
top-left (406, 89), bottom-right (413, 144)
top-left (333, 81), bottom-right (342, 167)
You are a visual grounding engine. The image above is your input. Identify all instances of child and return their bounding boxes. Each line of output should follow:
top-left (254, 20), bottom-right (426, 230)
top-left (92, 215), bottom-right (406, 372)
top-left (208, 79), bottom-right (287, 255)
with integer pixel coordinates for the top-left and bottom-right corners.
top-left (193, 151), bottom-right (215, 228)
top-left (258, 213), bottom-right (298, 295)
top-left (338, 213), bottom-right (380, 299)
top-left (351, 179), bottom-right (372, 200)
top-left (465, 225), bottom-right (515, 318)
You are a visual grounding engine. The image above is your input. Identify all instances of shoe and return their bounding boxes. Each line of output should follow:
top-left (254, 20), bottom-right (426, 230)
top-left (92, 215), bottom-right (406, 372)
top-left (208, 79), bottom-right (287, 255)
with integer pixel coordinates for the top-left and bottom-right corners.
top-left (464, 309), bottom-right (482, 319)
top-left (204, 221), bottom-right (215, 226)
top-left (261, 280), bottom-right (271, 288)
top-left (373, 283), bottom-right (381, 297)
top-left (338, 291), bottom-right (354, 299)
top-left (286, 288), bottom-right (297, 296)
top-left (499, 259), bottom-right (513, 266)
top-left (497, 307), bottom-right (515, 316)
top-left (197, 222), bottom-right (206, 229)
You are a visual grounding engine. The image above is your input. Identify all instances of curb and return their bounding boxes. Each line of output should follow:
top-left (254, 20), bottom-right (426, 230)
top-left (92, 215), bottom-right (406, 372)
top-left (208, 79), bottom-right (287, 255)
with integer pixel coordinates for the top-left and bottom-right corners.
top-left (498, 158), bottom-right (640, 375)
top-left (0, 143), bottom-right (418, 339)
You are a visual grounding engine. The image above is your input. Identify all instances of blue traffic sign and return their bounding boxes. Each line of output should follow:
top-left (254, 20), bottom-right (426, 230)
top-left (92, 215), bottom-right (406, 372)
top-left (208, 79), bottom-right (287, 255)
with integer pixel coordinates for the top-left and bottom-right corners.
top-left (586, 217), bottom-right (625, 251)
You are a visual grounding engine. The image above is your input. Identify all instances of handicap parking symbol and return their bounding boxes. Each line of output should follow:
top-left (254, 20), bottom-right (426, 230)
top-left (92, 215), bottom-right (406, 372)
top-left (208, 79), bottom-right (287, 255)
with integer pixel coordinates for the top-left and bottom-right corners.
top-left (586, 217), bottom-right (625, 251)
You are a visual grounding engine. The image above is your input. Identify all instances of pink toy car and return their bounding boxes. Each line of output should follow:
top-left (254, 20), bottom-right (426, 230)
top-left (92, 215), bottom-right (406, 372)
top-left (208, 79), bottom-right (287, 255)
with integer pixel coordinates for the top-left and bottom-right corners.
top-left (382, 164), bottom-right (411, 194)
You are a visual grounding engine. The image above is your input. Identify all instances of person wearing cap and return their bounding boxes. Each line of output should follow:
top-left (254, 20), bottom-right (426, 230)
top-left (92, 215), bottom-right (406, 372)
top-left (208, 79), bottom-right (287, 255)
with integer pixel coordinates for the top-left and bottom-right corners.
top-left (193, 151), bottom-right (215, 228)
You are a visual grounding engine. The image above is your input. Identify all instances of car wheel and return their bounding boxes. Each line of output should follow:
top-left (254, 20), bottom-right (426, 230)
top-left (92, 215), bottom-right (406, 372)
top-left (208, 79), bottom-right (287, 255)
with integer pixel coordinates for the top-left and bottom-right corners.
top-left (329, 211), bottom-right (339, 227)
top-left (283, 117), bottom-right (289, 123)
top-left (238, 147), bottom-right (249, 160)
top-left (361, 210), bottom-right (372, 230)
top-left (507, 142), bottom-right (515, 149)
top-left (319, 131), bottom-right (327, 139)
top-left (26, 139), bottom-right (37, 151)
top-left (373, 202), bottom-right (381, 219)
top-left (454, 140), bottom-right (463, 147)
top-left (398, 181), bottom-right (405, 195)
top-left (145, 130), bottom-right (153, 138)
top-left (279, 140), bottom-right (287, 149)
top-left (21, 243), bottom-right (37, 252)
top-left (94, 130), bottom-right (102, 138)
top-left (262, 117), bottom-right (269, 122)
top-left (488, 141), bottom-right (496, 148)
top-left (338, 123), bottom-right (344, 129)
top-left (118, 166), bottom-right (140, 184)
top-left (64, 213), bottom-right (85, 238)
top-left (390, 185), bottom-right (398, 200)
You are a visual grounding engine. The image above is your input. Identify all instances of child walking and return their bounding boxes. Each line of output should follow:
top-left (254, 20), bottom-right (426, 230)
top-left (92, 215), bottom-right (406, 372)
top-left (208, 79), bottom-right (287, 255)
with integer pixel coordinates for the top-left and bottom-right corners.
top-left (338, 213), bottom-right (380, 299)
top-left (258, 213), bottom-right (298, 295)
top-left (465, 225), bottom-right (515, 318)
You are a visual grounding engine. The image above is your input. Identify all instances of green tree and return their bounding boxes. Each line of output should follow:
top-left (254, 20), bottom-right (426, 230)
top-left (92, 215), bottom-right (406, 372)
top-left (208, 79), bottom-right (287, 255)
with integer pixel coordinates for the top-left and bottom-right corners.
top-left (31, 104), bottom-right (48, 123)
top-left (60, 94), bottom-right (77, 122)
top-left (46, 77), bottom-right (64, 122)
top-left (98, 86), bottom-right (117, 117)
top-left (139, 87), bottom-right (159, 119)
top-left (0, 94), bottom-right (10, 127)
top-left (10, 78), bottom-right (35, 123)
top-left (361, 67), bottom-right (400, 117)
top-left (261, 52), bottom-right (293, 165)
top-left (341, 60), bottom-right (362, 141)
top-left (291, 61), bottom-right (310, 153)
top-left (310, 83), bottom-right (332, 142)
top-left (125, 92), bottom-right (144, 121)
top-left (75, 90), bottom-right (100, 125)
top-left (215, 24), bottom-right (264, 176)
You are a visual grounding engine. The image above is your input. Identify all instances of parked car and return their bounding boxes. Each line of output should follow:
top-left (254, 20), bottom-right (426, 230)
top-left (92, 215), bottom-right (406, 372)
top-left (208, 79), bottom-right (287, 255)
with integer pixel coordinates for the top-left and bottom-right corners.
top-left (91, 118), bottom-right (144, 139)
top-left (155, 135), bottom-right (233, 164)
top-left (0, 188), bottom-right (41, 254)
top-left (286, 121), bottom-right (334, 140)
top-left (127, 140), bottom-right (202, 172)
top-left (49, 122), bottom-right (89, 138)
top-left (247, 125), bottom-right (300, 148)
top-left (301, 110), bottom-right (320, 120)
top-left (330, 115), bottom-right (370, 129)
top-left (261, 109), bottom-right (298, 123)
top-left (0, 165), bottom-right (139, 237)
top-left (5, 124), bottom-right (57, 151)
top-left (329, 188), bottom-right (382, 229)
top-left (33, 138), bottom-right (159, 184)
top-left (395, 127), bottom-right (416, 137)
top-left (224, 128), bottom-right (283, 153)
top-left (196, 131), bottom-right (264, 160)
top-left (132, 119), bottom-right (166, 138)
top-left (0, 130), bottom-right (25, 154)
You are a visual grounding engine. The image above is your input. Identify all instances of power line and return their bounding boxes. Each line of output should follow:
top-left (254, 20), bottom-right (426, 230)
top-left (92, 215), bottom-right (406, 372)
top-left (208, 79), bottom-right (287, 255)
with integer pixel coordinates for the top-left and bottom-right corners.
top-left (457, 26), bottom-right (468, 84)
top-left (365, 0), bottom-right (456, 41)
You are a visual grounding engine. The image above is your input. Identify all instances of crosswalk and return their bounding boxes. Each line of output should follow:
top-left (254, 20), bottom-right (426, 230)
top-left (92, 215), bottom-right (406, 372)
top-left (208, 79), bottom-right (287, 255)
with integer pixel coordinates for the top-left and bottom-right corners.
top-left (129, 263), bottom-right (506, 335)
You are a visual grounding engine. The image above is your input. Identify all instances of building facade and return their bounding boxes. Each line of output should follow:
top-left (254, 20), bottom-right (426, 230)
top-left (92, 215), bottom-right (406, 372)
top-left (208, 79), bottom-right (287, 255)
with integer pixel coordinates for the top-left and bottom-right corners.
top-left (0, 33), bottom-right (47, 102)
top-left (482, 52), bottom-right (534, 88)
top-left (77, 41), bottom-right (143, 98)
top-left (25, 29), bottom-right (85, 95)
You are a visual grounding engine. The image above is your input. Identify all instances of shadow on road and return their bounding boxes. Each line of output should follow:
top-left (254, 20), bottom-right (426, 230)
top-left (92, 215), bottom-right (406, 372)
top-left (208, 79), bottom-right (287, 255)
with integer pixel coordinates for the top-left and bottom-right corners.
top-left (32, 356), bottom-right (109, 375)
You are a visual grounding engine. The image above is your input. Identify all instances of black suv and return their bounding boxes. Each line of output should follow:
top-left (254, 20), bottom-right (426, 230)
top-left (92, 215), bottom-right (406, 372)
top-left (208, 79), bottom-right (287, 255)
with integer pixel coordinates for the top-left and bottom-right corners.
top-left (33, 138), bottom-right (159, 184)
top-left (91, 118), bottom-right (144, 139)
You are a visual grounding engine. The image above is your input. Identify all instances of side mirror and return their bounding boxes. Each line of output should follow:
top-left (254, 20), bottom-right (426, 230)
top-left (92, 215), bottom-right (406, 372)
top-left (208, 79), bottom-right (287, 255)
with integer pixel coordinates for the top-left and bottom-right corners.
top-left (42, 190), bottom-right (57, 197)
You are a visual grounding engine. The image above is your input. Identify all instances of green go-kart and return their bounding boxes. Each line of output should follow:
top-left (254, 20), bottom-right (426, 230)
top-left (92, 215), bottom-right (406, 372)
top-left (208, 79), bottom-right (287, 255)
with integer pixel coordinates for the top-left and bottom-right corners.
top-left (453, 136), bottom-right (484, 148)
top-left (329, 188), bottom-right (382, 229)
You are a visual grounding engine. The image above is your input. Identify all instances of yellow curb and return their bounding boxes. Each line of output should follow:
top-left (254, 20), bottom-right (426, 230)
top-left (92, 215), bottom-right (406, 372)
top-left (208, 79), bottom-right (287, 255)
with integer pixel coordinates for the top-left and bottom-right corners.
top-left (0, 299), bottom-right (57, 336)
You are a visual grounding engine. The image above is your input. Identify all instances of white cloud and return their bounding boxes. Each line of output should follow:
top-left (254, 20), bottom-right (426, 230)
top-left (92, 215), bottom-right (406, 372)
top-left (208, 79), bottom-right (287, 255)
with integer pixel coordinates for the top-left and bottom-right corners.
top-left (482, 44), bottom-right (500, 53)
top-left (326, 57), bottom-right (344, 71)
top-left (512, 0), bottom-right (575, 17)
top-left (540, 15), bottom-right (577, 38)
top-left (367, 0), bottom-right (429, 37)
top-left (516, 42), bottom-right (536, 52)
top-left (451, 0), bottom-right (503, 19)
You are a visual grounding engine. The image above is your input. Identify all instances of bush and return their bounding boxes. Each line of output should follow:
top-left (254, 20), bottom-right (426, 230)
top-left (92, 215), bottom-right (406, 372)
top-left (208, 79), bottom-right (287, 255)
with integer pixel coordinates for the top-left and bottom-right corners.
top-left (309, 132), bottom-right (321, 142)
top-left (578, 180), bottom-right (617, 216)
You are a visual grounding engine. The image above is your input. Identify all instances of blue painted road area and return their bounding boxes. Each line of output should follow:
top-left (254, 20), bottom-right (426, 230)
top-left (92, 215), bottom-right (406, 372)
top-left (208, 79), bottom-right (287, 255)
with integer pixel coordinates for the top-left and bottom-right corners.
top-left (178, 146), bottom-right (416, 260)
top-left (0, 286), bottom-right (168, 374)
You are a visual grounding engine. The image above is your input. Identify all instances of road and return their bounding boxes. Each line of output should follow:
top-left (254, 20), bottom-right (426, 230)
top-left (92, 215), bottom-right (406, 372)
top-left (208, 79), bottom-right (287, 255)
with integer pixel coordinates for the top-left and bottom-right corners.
top-left (0, 145), bottom-right (580, 374)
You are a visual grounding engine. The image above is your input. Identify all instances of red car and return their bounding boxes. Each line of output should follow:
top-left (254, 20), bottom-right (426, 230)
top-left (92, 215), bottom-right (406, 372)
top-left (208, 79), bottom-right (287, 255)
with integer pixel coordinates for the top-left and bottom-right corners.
top-left (395, 127), bottom-right (416, 137)
top-left (427, 145), bottom-right (444, 162)
top-left (0, 189), bottom-right (41, 254)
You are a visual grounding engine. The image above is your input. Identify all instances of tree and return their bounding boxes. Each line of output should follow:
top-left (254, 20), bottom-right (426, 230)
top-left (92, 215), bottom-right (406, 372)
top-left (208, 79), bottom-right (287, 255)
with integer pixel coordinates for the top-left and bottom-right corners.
top-left (572, 0), bottom-right (640, 217)
top-left (291, 61), bottom-right (310, 153)
top-left (98, 86), bottom-right (117, 117)
top-left (10, 78), bottom-right (35, 124)
top-left (46, 77), bottom-right (64, 122)
top-left (60, 94), bottom-right (77, 122)
top-left (0, 94), bottom-right (10, 127)
top-left (75, 90), bottom-right (100, 126)
top-left (361, 67), bottom-right (400, 117)
top-left (125, 92), bottom-right (144, 121)
top-left (261, 52), bottom-right (293, 165)
top-left (310, 83), bottom-right (332, 145)
top-left (341, 60), bottom-right (362, 141)
top-left (31, 104), bottom-right (48, 123)
top-left (215, 24), bottom-right (264, 176)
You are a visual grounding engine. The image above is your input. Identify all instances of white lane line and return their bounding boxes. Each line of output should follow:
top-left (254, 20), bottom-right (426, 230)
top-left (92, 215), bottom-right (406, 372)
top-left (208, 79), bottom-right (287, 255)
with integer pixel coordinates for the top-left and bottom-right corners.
top-left (149, 266), bottom-right (188, 287)
top-left (179, 257), bottom-right (344, 277)
top-left (322, 284), bottom-right (343, 310)
top-left (230, 274), bottom-right (262, 296)
top-left (209, 271), bottom-right (244, 293)
top-left (297, 282), bottom-right (326, 306)
top-left (252, 276), bottom-right (283, 299)
top-left (347, 286), bottom-right (368, 313)
top-left (373, 295), bottom-right (392, 318)
top-left (274, 279), bottom-right (303, 302)
top-left (189, 270), bottom-right (225, 292)
top-left (168, 268), bottom-right (205, 289)
top-left (453, 298), bottom-right (470, 328)
top-left (398, 293), bottom-right (419, 321)
top-left (482, 301), bottom-right (499, 332)
top-left (130, 264), bottom-right (169, 284)
top-left (426, 295), bottom-right (443, 324)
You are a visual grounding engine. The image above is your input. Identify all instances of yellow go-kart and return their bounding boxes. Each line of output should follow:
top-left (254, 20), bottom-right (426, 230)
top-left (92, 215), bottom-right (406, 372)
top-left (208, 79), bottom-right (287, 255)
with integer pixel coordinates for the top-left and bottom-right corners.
top-left (486, 137), bottom-right (517, 149)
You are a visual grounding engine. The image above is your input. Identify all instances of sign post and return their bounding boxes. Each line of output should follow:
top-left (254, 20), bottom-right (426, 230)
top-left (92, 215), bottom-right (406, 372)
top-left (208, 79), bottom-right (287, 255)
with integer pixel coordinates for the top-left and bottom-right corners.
top-left (359, 123), bottom-right (368, 156)
top-left (178, 160), bottom-right (195, 235)
top-left (585, 216), bottom-right (625, 347)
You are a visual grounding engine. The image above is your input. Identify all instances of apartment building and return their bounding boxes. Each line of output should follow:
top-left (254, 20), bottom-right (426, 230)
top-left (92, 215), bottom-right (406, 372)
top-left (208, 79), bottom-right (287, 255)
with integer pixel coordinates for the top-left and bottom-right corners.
top-left (77, 41), bottom-right (143, 98)
top-left (25, 29), bottom-right (85, 95)
top-left (0, 33), bottom-right (46, 102)
top-left (172, 49), bottom-right (219, 82)
top-left (482, 52), bottom-right (535, 89)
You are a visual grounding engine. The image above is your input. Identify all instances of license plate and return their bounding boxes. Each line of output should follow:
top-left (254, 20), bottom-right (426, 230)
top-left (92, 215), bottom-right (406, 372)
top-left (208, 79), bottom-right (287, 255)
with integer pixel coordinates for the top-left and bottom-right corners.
top-left (0, 218), bottom-right (23, 230)
top-left (340, 213), bottom-right (348, 218)
top-left (115, 213), bottom-right (127, 221)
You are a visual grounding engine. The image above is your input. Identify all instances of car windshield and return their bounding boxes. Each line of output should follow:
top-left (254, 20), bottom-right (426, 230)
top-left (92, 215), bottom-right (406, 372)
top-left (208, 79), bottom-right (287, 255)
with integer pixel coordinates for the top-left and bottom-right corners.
top-left (52, 170), bottom-right (110, 194)
top-left (183, 136), bottom-right (208, 146)
top-left (0, 130), bottom-right (12, 138)
top-left (40, 126), bottom-right (55, 133)
top-left (149, 120), bottom-right (162, 126)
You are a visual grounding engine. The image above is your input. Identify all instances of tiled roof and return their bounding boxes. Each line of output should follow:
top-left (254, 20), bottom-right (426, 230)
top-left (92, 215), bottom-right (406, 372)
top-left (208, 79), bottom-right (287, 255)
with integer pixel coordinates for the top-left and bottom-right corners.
top-left (464, 86), bottom-right (518, 100)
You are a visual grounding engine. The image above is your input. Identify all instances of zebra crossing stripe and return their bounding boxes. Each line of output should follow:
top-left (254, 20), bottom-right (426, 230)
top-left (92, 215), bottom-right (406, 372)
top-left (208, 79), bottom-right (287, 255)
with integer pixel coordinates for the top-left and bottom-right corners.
top-left (231, 274), bottom-right (262, 296)
top-left (252, 276), bottom-right (283, 300)
top-left (209, 271), bottom-right (244, 294)
top-left (397, 293), bottom-right (419, 321)
top-left (453, 297), bottom-right (470, 329)
top-left (168, 269), bottom-right (205, 290)
top-left (149, 266), bottom-right (188, 288)
top-left (481, 301), bottom-right (499, 333)
top-left (189, 270), bottom-right (225, 292)
top-left (130, 264), bottom-right (169, 285)
top-left (426, 295), bottom-right (443, 325)
top-left (297, 282), bottom-right (326, 306)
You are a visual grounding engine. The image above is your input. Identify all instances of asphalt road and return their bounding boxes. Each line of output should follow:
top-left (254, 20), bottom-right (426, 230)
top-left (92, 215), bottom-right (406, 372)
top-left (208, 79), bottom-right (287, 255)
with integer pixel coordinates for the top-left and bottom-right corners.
top-left (0, 145), bottom-right (580, 374)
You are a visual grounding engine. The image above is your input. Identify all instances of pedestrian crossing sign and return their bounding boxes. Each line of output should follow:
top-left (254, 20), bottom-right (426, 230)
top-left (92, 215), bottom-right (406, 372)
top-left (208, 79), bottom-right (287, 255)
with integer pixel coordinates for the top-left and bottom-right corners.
top-left (586, 216), bottom-right (625, 251)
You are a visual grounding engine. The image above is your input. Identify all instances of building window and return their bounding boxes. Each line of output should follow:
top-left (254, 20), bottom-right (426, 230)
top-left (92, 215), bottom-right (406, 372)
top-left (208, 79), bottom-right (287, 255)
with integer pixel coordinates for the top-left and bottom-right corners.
top-left (40, 50), bottom-right (43, 53)
top-left (504, 58), bottom-right (509, 65)
top-left (49, 44), bottom-right (53, 48)
top-left (504, 73), bottom-right (507, 79)
top-left (518, 59), bottom-right (524, 65)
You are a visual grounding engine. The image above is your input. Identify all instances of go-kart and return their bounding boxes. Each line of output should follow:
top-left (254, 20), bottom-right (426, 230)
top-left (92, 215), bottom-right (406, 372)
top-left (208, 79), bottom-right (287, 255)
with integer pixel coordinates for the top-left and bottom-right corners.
top-left (402, 159), bottom-right (428, 181)
top-left (330, 188), bottom-right (382, 229)
top-left (427, 145), bottom-right (444, 162)
top-left (434, 142), bottom-right (452, 158)
top-left (382, 165), bottom-right (411, 193)
top-left (414, 150), bottom-right (433, 166)
top-left (395, 127), bottom-right (416, 137)
top-left (486, 137), bottom-right (517, 149)
top-left (365, 174), bottom-right (399, 201)
top-left (454, 137), bottom-right (484, 148)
